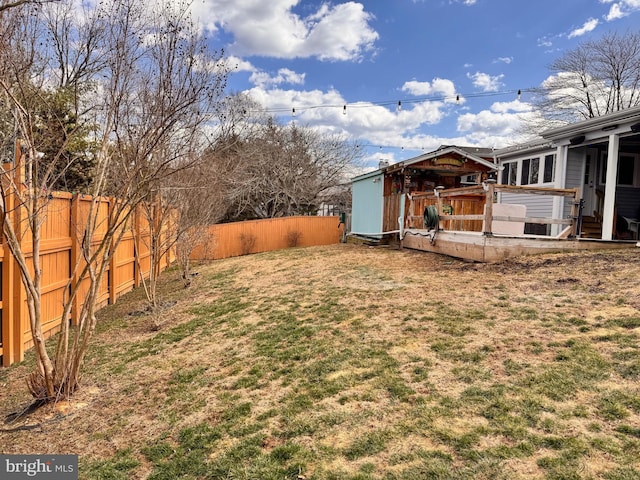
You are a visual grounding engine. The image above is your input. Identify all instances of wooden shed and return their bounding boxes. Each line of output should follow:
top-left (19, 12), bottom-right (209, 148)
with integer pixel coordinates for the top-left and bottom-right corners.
top-left (351, 145), bottom-right (498, 237)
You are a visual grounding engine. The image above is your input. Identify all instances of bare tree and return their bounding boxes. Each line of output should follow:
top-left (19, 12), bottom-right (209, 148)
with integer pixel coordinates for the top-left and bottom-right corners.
top-left (0, 0), bottom-right (55, 14)
top-left (116, 0), bottom-right (227, 311)
top-left (208, 110), bottom-right (361, 221)
top-left (0, 0), bottom-right (227, 402)
top-left (170, 162), bottom-right (227, 287)
top-left (534, 30), bottom-right (640, 125)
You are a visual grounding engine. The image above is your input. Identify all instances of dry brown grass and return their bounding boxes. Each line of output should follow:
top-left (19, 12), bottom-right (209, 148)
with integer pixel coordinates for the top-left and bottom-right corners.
top-left (1, 244), bottom-right (639, 479)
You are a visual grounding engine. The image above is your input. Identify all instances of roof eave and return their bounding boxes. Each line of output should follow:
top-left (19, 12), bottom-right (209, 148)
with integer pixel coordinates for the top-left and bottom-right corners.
top-left (541, 105), bottom-right (640, 141)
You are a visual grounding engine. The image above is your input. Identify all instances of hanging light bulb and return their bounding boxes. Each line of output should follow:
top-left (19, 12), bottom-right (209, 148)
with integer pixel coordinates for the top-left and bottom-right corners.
top-left (343, 105), bottom-right (347, 115)
top-left (517, 89), bottom-right (522, 101)
top-left (397, 101), bottom-right (402, 112)
top-left (456, 95), bottom-right (460, 104)
top-left (292, 107), bottom-right (296, 117)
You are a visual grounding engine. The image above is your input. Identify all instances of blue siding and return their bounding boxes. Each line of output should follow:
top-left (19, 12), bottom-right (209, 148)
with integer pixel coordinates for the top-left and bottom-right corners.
top-left (351, 174), bottom-right (384, 235)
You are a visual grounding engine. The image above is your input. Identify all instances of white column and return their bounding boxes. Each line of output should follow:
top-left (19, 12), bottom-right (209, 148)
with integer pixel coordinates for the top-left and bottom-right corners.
top-left (551, 145), bottom-right (567, 236)
top-left (602, 134), bottom-right (619, 240)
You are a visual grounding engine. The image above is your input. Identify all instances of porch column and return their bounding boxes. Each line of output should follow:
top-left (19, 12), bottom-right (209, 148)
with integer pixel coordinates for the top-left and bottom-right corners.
top-left (602, 134), bottom-right (620, 240)
top-left (551, 144), bottom-right (568, 236)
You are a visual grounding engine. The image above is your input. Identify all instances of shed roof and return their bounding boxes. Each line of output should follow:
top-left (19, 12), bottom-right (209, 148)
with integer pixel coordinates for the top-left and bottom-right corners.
top-left (352, 145), bottom-right (498, 183)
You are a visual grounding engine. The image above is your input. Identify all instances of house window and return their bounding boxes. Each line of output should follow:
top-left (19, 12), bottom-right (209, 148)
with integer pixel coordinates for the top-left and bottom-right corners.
top-left (521, 158), bottom-right (540, 185)
top-left (618, 155), bottom-right (635, 185)
top-left (521, 159), bottom-right (529, 185)
top-left (600, 153), bottom-right (640, 187)
top-left (502, 162), bottom-right (517, 185)
top-left (600, 153), bottom-right (608, 185)
top-left (543, 154), bottom-right (555, 183)
top-left (584, 154), bottom-right (592, 185)
top-left (461, 173), bottom-right (479, 185)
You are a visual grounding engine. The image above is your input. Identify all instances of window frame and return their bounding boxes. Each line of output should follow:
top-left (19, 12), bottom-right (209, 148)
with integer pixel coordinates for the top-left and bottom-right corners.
top-left (501, 153), bottom-right (554, 186)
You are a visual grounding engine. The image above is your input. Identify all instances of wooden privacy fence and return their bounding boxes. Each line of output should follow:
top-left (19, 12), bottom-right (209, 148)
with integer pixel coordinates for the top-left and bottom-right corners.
top-left (190, 216), bottom-right (345, 261)
top-left (0, 192), bottom-right (175, 367)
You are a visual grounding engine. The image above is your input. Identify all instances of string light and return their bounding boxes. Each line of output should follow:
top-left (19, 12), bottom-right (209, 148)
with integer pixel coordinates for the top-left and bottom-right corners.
top-left (244, 87), bottom-right (533, 117)
top-left (292, 107), bottom-right (296, 116)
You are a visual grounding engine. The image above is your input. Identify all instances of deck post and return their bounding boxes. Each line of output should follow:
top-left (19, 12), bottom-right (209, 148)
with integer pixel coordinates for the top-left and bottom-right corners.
top-left (483, 182), bottom-right (494, 235)
top-left (435, 187), bottom-right (444, 230)
top-left (569, 188), bottom-right (580, 237)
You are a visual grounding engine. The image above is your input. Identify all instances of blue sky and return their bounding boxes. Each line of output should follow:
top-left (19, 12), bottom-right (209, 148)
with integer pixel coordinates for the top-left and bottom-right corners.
top-left (191, 0), bottom-right (640, 167)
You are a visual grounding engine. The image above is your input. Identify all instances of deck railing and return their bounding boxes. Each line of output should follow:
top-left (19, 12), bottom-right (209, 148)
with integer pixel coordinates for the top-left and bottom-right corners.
top-left (405, 183), bottom-right (581, 238)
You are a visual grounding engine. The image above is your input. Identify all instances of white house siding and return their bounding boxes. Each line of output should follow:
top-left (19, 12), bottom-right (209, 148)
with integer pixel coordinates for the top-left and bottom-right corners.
top-left (500, 192), bottom-right (554, 218)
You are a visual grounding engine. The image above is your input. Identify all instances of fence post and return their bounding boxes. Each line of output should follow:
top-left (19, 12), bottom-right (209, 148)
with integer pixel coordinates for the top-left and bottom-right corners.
top-left (1, 148), bottom-right (20, 364)
top-left (1, 242), bottom-right (13, 366)
top-left (70, 193), bottom-right (81, 325)
top-left (108, 198), bottom-right (117, 305)
top-left (6, 142), bottom-right (27, 364)
top-left (133, 205), bottom-right (141, 288)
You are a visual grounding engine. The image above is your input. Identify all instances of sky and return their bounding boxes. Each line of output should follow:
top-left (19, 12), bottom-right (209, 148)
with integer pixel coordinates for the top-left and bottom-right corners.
top-left (188, 0), bottom-right (640, 168)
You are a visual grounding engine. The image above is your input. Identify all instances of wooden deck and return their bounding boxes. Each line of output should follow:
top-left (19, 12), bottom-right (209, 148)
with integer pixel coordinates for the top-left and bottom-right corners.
top-left (402, 230), bottom-right (636, 263)
top-left (397, 183), bottom-right (638, 262)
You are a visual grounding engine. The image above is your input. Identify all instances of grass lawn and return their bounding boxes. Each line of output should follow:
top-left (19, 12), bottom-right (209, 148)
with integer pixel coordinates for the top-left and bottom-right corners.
top-left (1, 243), bottom-right (640, 479)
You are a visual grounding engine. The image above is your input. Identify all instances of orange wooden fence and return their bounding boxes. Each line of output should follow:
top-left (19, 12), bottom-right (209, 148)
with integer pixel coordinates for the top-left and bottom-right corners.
top-left (0, 193), bottom-right (175, 367)
top-left (190, 216), bottom-right (344, 261)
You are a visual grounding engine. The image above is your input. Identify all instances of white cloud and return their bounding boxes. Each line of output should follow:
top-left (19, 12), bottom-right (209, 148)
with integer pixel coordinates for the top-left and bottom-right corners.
top-left (456, 100), bottom-right (538, 148)
top-left (467, 72), bottom-right (504, 92)
top-left (401, 78), bottom-right (458, 101)
top-left (249, 68), bottom-right (306, 88)
top-left (601, 0), bottom-right (640, 21)
top-left (494, 57), bottom-right (513, 64)
top-left (243, 84), bottom-right (470, 152)
top-left (568, 18), bottom-right (599, 38)
top-left (537, 37), bottom-right (553, 48)
top-left (191, 0), bottom-right (378, 61)
top-left (488, 99), bottom-right (533, 114)
top-left (224, 55), bottom-right (255, 73)
top-left (605, 3), bottom-right (626, 19)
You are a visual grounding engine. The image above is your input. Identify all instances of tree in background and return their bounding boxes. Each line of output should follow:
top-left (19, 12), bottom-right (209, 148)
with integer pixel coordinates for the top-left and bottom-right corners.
top-left (534, 30), bottom-right (640, 126)
top-left (170, 161), bottom-right (227, 288)
top-left (207, 98), bottom-right (361, 221)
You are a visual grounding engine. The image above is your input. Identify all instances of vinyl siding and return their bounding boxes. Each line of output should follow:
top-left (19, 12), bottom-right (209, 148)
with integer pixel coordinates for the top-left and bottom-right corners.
top-left (351, 174), bottom-right (384, 235)
top-left (563, 147), bottom-right (584, 217)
